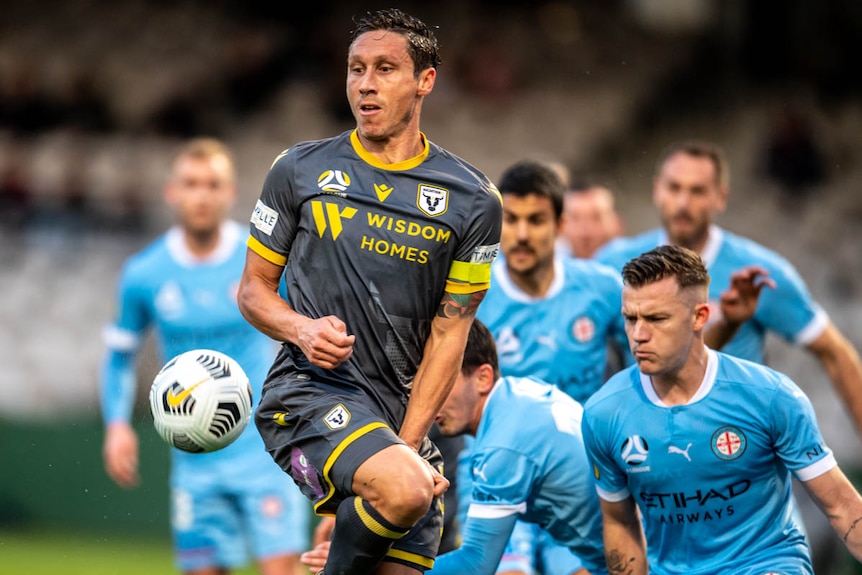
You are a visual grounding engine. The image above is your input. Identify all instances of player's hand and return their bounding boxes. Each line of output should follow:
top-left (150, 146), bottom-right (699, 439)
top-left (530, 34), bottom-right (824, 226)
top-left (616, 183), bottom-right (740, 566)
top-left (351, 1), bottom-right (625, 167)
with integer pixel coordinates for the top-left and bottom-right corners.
top-left (103, 421), bottom-right (140, 488)
top-left (425, 458), bottom-right (450, 498)
top-left (719, 265), bottom-right (776, 326)
top-left (301, 540), bottom-right (331, 571)
top-left (296, 316), bottom-right (355, 369)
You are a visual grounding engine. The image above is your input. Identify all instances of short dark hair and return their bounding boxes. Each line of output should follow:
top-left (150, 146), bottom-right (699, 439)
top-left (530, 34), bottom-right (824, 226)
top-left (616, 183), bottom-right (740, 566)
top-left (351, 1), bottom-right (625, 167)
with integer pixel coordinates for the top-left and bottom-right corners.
top-left (350, 8), bottom-right (442, 75)
top-left (498, 160), bottom-right (565, 219)
top-left (655, 140), bottom-right (729, 188)
top-left (622, 245), bottom-right (710, 290)
top-left (462, 320), bottom-right (499, 379)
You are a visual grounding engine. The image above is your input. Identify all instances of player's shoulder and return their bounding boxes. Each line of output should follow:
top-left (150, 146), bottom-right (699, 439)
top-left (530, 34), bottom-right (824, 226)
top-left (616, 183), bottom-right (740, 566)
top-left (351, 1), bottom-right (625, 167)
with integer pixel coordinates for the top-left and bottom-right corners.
top-left (714, 350), bottom-right (788, 390)
top-left (121, 231), bottom-right (172, 278)
top-left (268, 131), bottom-right (352, 172)
top-left (718, 228), bottom-right (797, 272)
top-left (425, 140), bottom-right (500, 199)
top-left (562, 257), bottom-right (622, 288)
top-left (584, 367), bottom-right (639, 413)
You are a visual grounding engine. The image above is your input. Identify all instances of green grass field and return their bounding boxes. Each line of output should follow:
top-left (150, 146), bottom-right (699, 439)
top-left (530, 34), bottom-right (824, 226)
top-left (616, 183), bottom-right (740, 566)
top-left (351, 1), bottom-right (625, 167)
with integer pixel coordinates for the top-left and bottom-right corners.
top-left (0, 529), bottom-right (259, 575)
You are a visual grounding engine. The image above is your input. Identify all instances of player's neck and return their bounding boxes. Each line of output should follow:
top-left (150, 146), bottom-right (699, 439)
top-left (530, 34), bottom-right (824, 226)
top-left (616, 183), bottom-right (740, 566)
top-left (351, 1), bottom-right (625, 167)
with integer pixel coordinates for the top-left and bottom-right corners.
top-left (356, 127), bottom-right (424, 165)
top-left (183, 227), bottom-right (221, 258)
top-left (507, 262), bottom-right (555, 298)
top-left (649, 344), bottom-right (709, 406)
top-left (670, 228), bottom-right (711, 256)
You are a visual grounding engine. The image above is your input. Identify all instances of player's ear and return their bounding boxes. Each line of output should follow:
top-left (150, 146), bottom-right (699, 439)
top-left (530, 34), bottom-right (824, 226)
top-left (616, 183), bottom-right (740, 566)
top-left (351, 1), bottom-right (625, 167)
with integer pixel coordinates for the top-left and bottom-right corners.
top-left (693, 302), bottom-right (710, 331)
top-left (417, 67), bottom-right (435, 96)
top-left (475, 363), bottom-right (495, 395)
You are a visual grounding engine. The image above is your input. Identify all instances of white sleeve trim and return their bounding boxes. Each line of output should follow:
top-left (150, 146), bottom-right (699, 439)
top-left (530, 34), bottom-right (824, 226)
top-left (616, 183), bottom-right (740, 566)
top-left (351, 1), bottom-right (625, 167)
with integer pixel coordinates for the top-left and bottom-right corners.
top-left (596, 484), bottom-right (631, 502)
top-left (794, 452), bottom-right (837, 482)
top-left (102, 324), bottom-right (141, 352)
top-left (466, 502), bottom-right (526, 519)
top-left (794, 308), bottom-right (829, 347)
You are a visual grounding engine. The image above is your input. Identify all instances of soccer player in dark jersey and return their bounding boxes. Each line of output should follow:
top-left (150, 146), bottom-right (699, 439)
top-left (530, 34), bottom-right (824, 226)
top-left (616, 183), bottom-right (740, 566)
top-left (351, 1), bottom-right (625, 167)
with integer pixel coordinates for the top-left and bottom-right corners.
top-left (238, 9), bottom-right (502, 575)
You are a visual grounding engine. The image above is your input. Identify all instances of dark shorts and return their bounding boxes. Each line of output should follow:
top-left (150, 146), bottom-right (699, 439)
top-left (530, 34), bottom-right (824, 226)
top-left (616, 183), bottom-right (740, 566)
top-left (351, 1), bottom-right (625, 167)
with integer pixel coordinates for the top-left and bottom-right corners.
top-left (255, 374), bottom-right (444, 570)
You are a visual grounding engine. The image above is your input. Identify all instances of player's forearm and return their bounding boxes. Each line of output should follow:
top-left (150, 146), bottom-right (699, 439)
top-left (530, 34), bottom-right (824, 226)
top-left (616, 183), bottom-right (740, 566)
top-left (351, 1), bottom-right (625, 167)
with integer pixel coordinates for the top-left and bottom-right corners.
top-left (430, 514), bottom-right (515, 575)
top-left (400, 319), bottom-right (470, 449)
top-left (601, 500), bottom-right (648, 575)
top-left (237, 276), bottom-right (305, 345)
top-left (810, 326), bottom-right (862, 436)
top-left (100, 351), bottom-right (138, 424)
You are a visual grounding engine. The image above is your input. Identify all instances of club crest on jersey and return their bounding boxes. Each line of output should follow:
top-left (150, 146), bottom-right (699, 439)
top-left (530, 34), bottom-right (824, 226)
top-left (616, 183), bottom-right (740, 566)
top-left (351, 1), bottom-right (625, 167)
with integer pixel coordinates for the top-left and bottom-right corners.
top-left (621, 435), bottom-right (649, 467)
top-left (323, 404), bottom-right (351, 430)
top-left (711, 426), bottom-right (747, 460)
top-left (571, 316), bottom-right (596, 343)
top-left (417, 184), bottom-right (448, 217)
top-left (318, 170), bottom-right (351, 193)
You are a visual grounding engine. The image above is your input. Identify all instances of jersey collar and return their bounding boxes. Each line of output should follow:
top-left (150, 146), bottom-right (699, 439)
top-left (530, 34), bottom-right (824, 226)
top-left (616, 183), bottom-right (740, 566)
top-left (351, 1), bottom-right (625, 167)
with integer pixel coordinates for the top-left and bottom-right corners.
top-left (166, 220), bottom-right (239, 267)
top-left (350, 129), bottom-right (430, 171)
top-left (492, 256), bottom-right (565, 303)
top-left (658, 224), bottom-right (724, 268)
top-left (640, 348), bottom-right (719, 407)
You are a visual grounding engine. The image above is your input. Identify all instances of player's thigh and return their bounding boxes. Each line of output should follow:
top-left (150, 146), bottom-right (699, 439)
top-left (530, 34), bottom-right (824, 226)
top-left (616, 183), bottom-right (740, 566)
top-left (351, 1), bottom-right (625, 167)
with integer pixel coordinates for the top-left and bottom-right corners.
top-left (257, 378), bottom-right (408, 515)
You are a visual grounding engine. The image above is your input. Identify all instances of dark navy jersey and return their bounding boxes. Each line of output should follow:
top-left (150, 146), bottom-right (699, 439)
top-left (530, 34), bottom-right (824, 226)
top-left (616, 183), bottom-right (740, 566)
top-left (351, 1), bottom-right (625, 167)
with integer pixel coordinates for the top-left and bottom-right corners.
top-left (248, 130), bottom-right (502, 424)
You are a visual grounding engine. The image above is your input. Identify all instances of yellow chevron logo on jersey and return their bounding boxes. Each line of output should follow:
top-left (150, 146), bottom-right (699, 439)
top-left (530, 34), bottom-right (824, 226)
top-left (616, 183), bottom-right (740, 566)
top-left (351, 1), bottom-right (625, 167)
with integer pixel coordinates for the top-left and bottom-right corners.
top-left (374, 183), bottom-right (394, 202)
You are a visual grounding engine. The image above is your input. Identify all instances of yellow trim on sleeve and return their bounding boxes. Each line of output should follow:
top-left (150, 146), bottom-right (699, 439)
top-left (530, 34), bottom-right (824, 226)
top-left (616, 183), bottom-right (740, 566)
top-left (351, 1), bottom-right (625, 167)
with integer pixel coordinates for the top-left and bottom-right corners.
top-left (313, 422), bottom-right (391, 516)
top-left (385, 548), bottom-right (435, 569)
top-left (445, 279), bottom-right (490, 294)
top-left (246, 235), bottom-right (287, 266)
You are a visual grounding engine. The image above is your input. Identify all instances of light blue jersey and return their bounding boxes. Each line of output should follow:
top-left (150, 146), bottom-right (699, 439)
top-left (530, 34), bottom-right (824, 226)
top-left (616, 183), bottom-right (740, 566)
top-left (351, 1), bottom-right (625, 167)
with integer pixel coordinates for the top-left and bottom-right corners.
top-left (594, 225), bottom-right (828, 363)
top-left (100, 221), bottom-right (310, 570)
top-left (477, 255), bottom-right (630, 404)
top-left (582, 349), bottom-right (836, 575)
top-left (462, 255), bottom-right (628, 573)
top-left (433, 376), bottom-right (606, 575)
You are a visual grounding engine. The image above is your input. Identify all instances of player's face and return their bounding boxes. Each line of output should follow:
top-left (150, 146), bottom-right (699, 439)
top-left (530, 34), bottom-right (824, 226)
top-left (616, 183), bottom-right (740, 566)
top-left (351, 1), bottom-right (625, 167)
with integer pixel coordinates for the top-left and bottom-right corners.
top-left (622, 277), bottom-right (706, 378)
top-left (347, 31), bottom-right (435, 145)
top-left (653, 153), bottom-right (727, 251)
top-left (560, 187), bottom-right (619, 258)
top-left (501, 193), bottom-right (559, 278)
top-left (166, 154), bottom-right (236, 235)
top-left (435, 370), bottom-right (481, 437)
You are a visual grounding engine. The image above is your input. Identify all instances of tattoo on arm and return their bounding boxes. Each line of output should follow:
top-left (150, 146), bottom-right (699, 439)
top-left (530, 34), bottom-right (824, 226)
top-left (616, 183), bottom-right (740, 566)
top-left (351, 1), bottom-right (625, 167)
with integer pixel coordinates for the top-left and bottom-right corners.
top-left (437, 291), bottom-right (484, 319)
top-left (843, 516), bottom-right (862, 543)
top-left (606, 549), bottom-right (636, 575)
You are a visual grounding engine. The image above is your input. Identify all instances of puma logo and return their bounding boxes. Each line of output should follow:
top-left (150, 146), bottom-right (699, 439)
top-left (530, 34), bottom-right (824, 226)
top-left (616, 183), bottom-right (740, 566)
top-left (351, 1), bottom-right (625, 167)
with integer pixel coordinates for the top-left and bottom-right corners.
top-left (668, 443), bottom-right (692, 462)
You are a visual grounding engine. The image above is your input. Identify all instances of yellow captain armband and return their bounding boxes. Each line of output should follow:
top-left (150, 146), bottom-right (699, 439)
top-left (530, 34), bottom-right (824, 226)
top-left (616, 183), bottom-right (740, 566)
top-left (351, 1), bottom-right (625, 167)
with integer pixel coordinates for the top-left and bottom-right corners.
top-left (445, 260), bottom-right (492, 294)
top-left (247, 235), bottom-right (288, 266)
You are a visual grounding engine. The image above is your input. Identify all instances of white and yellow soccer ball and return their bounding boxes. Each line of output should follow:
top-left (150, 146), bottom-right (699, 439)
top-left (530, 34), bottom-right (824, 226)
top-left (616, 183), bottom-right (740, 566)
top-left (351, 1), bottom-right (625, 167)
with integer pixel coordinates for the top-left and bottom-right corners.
top-left (149, 349), bottom-right (252, 453)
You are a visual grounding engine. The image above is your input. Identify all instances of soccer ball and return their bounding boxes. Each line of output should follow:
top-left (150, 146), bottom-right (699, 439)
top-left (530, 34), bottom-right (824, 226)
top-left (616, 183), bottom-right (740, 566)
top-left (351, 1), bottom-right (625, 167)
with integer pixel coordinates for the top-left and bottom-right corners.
top-left (149, 349), bottom-right (253, 453)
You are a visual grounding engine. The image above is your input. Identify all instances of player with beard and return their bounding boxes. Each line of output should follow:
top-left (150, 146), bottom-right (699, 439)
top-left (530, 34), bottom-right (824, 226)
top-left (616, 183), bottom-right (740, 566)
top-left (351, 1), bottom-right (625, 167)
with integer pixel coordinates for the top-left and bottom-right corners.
top-left (595, 140), bottom-right (862, 436)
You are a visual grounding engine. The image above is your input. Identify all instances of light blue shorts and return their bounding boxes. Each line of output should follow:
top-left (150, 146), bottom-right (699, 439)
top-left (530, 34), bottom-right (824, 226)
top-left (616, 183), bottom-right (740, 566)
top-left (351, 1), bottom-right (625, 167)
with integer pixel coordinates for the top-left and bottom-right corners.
top-left (170, 454), bottom-right (311, 572)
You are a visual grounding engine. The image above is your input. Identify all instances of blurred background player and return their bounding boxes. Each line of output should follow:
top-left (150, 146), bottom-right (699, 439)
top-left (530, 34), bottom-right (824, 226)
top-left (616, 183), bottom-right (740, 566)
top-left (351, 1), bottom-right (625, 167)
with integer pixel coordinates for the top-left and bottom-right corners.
top-left (100, 137), bottom-right (311, 575)
top-left (556, 177), bottom-right (623, 260)
top-left (583, 245), bottom-right (862, 574)
top-left (464, 159), bottom-right (630, 575)
top-left (594, 139), bottom-right (862, 437)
